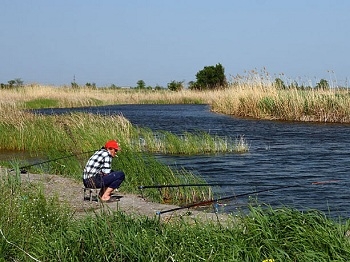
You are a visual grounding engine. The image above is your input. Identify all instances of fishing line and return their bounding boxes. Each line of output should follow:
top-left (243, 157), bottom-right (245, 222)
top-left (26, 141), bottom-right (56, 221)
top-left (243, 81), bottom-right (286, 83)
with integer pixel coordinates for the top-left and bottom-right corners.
top-left (12, 149), bottom-right (97, 173)
top-left (156, 180), bottom-right (341, 216)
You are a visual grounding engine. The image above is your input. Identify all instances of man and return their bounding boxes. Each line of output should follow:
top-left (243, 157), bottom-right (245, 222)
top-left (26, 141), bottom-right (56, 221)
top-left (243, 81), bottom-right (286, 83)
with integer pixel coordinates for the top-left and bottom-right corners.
top-left (83, 140), bottom-right (125, 202)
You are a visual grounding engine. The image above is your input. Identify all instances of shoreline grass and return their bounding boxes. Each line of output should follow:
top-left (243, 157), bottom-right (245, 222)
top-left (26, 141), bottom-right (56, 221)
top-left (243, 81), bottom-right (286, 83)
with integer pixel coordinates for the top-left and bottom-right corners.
top-left (1, 169), bottom-right (350, 261)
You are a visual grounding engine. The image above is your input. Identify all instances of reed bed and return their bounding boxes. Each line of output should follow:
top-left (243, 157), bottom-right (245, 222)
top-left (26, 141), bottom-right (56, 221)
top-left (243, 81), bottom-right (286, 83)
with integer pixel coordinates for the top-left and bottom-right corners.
top-left (211, 83), bottom-right (350, 123)
top-left (0, 85), bottom-right (215, 108)
top-left (1, 169), bottom-right (350, 261)
top-left (2, 82), bottom-right (349, 123)
top-left (133, 129), bottom-right (249, 154)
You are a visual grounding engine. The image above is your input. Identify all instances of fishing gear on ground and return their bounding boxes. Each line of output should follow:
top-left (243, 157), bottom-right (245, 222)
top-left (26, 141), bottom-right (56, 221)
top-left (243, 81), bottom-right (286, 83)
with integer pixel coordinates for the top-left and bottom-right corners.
top-left (154, 180), bottom-right (341, 216)
top-left (138, 182), bottom-right (237, 198)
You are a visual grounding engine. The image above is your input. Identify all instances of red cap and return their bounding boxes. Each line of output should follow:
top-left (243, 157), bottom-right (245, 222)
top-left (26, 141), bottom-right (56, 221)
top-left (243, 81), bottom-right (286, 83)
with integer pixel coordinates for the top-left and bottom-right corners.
top-left (105, 140), bottom-right (120, 150)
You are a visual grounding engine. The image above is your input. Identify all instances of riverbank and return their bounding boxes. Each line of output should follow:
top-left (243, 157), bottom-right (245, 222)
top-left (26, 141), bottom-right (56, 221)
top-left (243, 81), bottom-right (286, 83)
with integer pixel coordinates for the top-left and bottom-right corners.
top-left (2, 168), bottom-right (228, 223)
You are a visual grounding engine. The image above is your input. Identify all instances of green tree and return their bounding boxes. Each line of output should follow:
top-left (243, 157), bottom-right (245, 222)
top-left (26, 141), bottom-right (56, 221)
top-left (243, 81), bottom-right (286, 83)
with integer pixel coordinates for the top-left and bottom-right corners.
top-left (316, 79), bottom-right (330, 90)
top-left (1, 78), bottom-right (24, 89)
top-left (136, 80), bottom-right (146, 89)
top-left (194, 63), bottom-right (227, 90)
top-left (14, 78), bottom-right (24, 86)
top-left (167, 80), bottom-right (184, 91)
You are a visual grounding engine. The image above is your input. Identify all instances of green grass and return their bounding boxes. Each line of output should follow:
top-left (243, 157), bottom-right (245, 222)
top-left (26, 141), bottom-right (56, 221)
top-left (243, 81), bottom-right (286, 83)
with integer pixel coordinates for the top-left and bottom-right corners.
top-left (1, 169), bottom-right (350, 261)
top-left (24, 98), bottom-right (59, 109)
top-left (133, 129), bottom-right (249, 154)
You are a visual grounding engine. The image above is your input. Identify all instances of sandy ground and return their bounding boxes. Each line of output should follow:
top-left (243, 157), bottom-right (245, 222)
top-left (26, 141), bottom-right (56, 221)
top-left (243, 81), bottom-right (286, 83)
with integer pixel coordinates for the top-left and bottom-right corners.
top-left (3, 169), bottom-right (229, 223)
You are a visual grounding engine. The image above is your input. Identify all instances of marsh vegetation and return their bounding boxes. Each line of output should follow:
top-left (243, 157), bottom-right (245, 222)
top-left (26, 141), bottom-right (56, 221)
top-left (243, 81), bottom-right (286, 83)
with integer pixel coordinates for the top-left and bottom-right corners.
top-left (1, 76), bottom-right (350, 260)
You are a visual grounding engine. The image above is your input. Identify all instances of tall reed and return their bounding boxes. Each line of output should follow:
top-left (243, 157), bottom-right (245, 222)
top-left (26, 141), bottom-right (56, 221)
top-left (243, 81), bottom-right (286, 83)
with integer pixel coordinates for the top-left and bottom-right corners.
top-left (211, 82), bottom-right (350, 123)
top-left (0, 85), bottom-right (215, 108)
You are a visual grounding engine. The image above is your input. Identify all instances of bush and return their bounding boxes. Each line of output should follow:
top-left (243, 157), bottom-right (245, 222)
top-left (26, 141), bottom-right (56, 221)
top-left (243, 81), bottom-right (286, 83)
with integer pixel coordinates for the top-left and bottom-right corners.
top-left (167, 80), bottom-right (183, 91)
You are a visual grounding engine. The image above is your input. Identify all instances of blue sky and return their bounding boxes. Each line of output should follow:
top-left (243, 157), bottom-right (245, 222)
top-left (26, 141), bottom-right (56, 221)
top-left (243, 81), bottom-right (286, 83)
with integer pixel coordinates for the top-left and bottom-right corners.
top-left (1, 0), bottom-right (349, 87)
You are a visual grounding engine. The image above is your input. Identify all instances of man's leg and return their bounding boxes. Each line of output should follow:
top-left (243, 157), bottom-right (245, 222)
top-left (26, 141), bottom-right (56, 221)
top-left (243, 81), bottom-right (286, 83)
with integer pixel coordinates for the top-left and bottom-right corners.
top-left (101, 171), bottom-right (125, 200)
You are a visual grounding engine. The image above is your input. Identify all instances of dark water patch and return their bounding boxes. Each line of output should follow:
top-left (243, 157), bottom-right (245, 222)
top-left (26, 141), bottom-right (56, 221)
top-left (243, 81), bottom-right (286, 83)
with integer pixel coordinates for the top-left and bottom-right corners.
top-left (0, 150), bottom-right (42, 164)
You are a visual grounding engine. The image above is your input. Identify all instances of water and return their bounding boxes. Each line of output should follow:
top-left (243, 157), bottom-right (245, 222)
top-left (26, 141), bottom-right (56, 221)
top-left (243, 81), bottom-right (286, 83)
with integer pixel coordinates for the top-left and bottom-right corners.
top-left (32, 104), bottom-right (350, 218)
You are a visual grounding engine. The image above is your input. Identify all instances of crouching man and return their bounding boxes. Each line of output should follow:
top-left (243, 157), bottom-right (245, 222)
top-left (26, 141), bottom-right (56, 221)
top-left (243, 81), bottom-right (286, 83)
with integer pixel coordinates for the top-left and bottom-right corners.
top-left (83, 140), bottom-right (125, 202)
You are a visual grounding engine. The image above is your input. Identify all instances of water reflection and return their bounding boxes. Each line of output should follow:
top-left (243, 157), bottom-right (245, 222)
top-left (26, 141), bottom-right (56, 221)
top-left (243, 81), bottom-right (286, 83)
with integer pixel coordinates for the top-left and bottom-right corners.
top-left (0, 149), bottom-right (41, 163)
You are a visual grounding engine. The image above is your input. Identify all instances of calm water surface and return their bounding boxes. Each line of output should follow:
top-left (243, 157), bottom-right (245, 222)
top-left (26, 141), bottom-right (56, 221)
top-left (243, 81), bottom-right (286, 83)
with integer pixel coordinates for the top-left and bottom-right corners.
top-left (33, 105), bottom-right (350, 218)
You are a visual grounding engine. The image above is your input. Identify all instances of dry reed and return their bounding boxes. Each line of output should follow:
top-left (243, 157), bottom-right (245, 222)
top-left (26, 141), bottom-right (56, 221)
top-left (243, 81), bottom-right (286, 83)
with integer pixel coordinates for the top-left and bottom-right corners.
top-left (1, 81), bottom-right (350, 123)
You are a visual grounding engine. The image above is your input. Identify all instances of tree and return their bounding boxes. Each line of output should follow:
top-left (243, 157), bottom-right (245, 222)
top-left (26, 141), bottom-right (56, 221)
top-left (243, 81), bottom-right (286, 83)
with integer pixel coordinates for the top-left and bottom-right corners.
top-left (167, 80), bottom-right (183, 91)
top-left (136, 80), bottom-right (146, 89)
top-left (1, 78), bottom-right (24, 89)
top-left (316, 79), bottom-right (329, 90)
top-left (194, 63), bottom-right (227, 90)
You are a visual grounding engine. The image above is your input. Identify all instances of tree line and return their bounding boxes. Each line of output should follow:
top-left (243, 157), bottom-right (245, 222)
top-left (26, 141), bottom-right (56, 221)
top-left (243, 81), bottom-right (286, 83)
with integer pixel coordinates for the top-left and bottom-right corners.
top-left (1, 64), bottom-right (334, 91)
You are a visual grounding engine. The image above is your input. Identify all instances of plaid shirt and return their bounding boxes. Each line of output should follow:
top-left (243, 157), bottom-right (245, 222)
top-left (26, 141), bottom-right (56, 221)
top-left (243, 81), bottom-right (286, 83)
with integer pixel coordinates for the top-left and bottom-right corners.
top-left (83, 148), bottom-right (112, 179)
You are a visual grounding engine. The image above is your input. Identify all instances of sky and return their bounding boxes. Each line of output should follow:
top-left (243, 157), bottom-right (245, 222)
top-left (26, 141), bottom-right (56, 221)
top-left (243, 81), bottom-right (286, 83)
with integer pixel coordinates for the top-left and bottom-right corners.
top-left (1, 0), bottom-right (349, 87)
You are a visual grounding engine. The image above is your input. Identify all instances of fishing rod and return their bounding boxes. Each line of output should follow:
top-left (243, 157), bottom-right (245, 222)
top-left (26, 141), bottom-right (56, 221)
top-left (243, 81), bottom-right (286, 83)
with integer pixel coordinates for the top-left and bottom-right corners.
top-left (138, 183), bottom-right (238, 190)
top-left (138, 183), bottom-right (239, 199)
top-left (13, 149), bottom-right (97, 173)
top-left (156, 180), bottom-right (341, 216)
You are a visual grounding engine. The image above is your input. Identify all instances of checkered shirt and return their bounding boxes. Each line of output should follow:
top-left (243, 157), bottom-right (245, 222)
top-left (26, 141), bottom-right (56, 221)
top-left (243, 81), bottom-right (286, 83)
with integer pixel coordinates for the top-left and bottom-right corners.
top-left (83, 148), bottom-right (112, 179)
